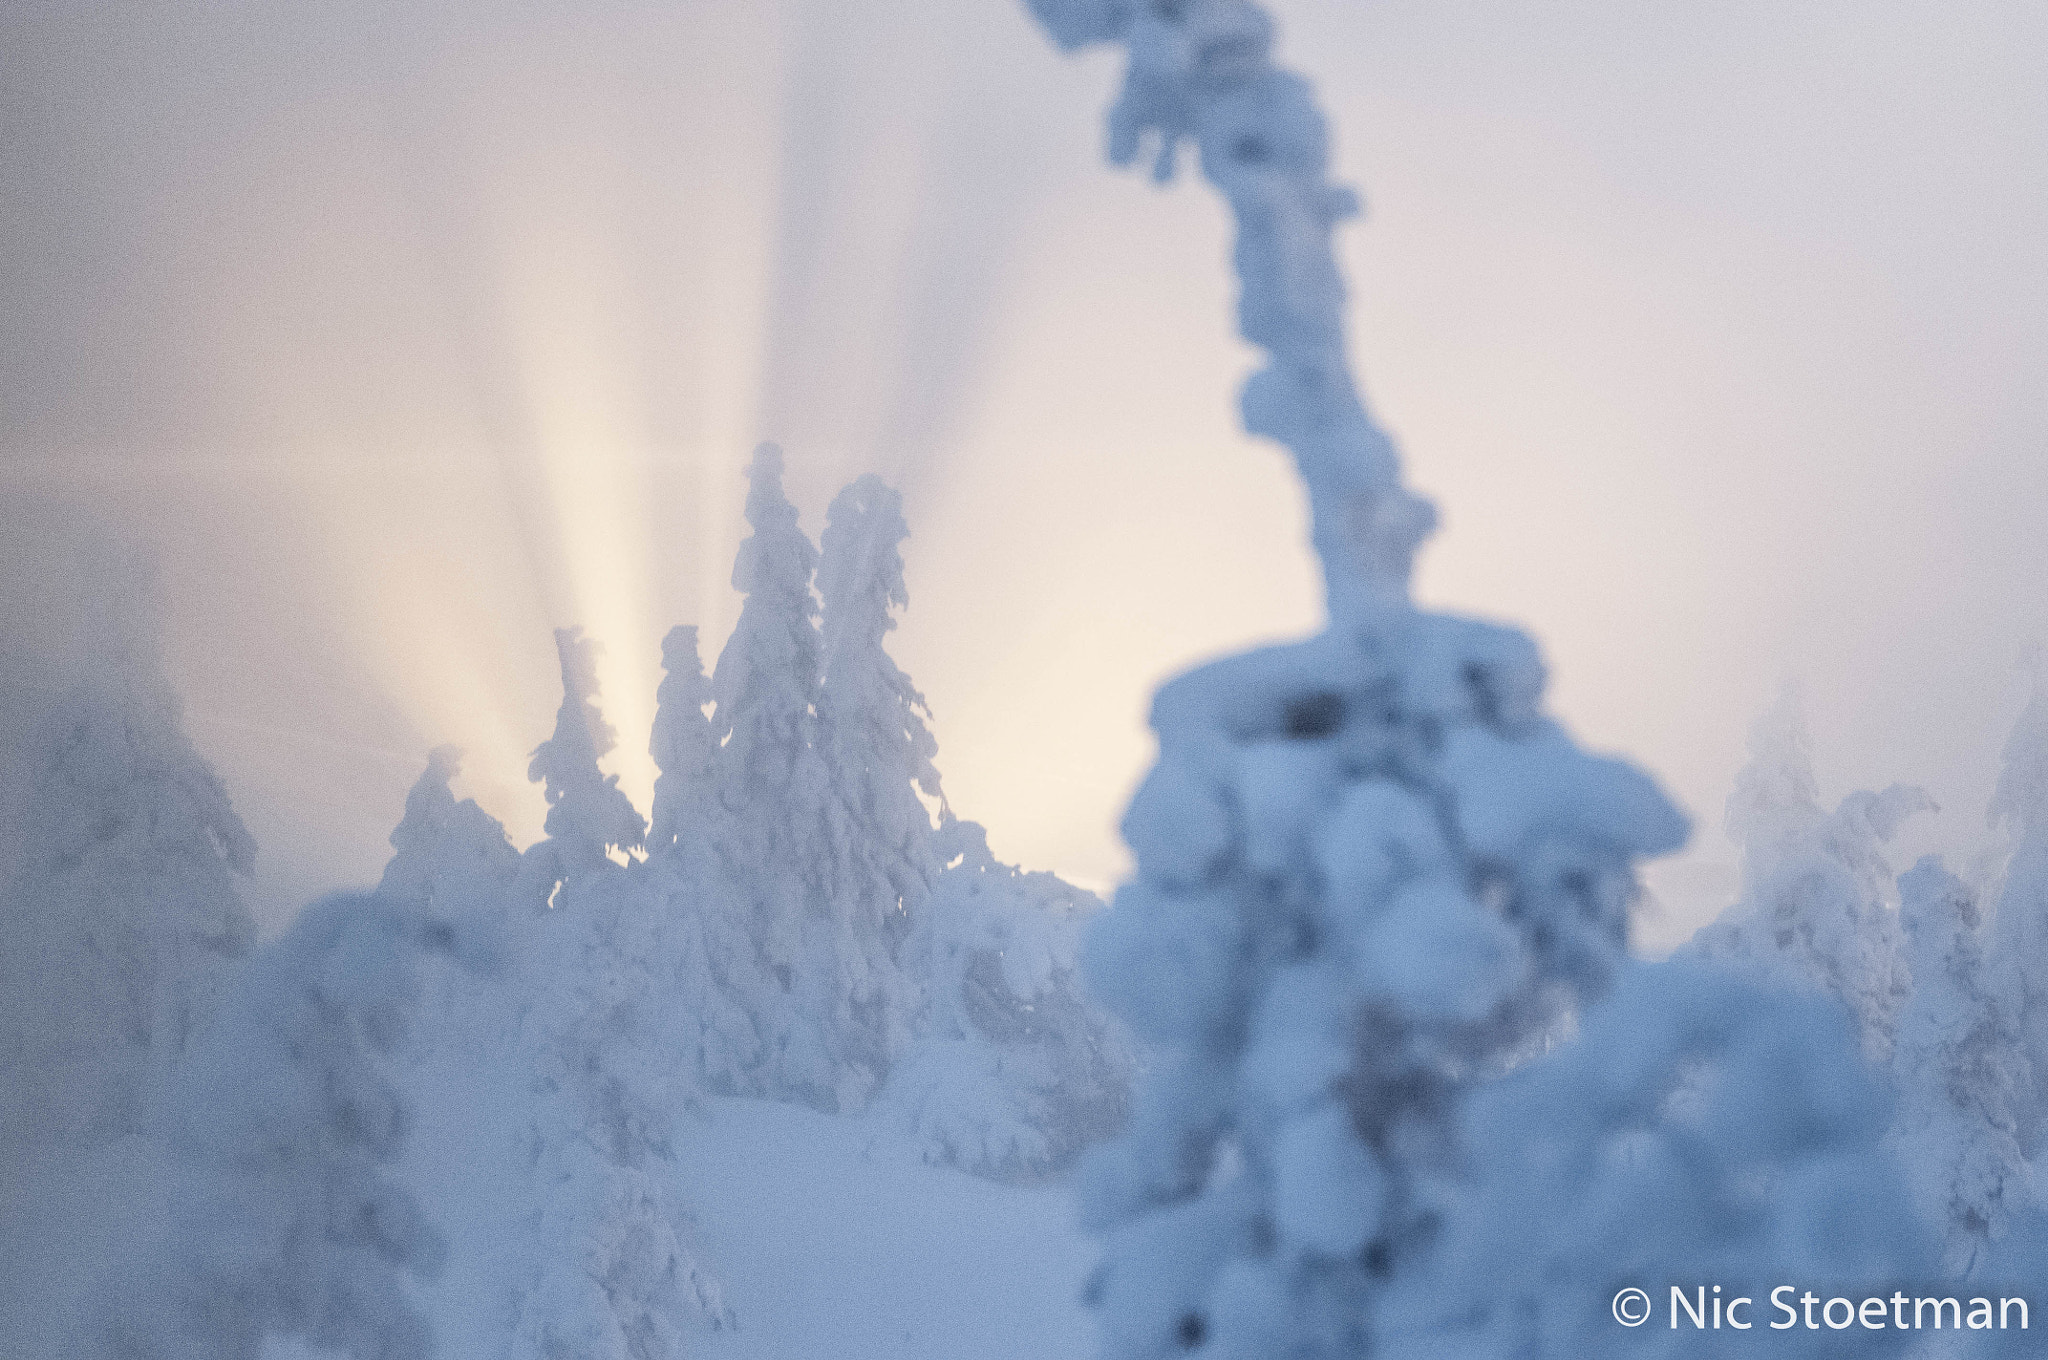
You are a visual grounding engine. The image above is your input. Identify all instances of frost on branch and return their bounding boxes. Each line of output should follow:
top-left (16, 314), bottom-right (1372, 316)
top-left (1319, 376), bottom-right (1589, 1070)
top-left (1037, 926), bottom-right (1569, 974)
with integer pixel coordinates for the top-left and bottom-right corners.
top-left (1031, 0), bottom-right (1431, 622)
top-left (1382, 960), bottom-right (1928, 1359)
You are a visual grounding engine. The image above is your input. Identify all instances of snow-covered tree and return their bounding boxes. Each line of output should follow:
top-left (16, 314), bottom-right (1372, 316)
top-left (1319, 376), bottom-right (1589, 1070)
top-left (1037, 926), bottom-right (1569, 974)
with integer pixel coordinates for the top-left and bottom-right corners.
top-left (378, 745), bottom-right (521, 919)
top-left (1890, 855), bottom-right (2029, 1277)
top-left (92, 892), bottom-right (460, 1360)
top-left (525, 626), bottom-right (647, 897)
top-left (818, 474), bottom-right (945, 879)
top-left (711, 443), bottom-right (828, 869)
top-left (506, 873), bottom-right (733, 1359)
top-left (882, 819), bottom-right (1134, 1182)
top-left (1988, 671), bottom-right (2048, 1155)
top-left (649, 624), bottom-right (717, 857)
top-left (814, 473), bottom-right (944, 1079)
top-left (1688, 689), bottom-right (1926, 1063)
top-left (1021, 3), bottom-right (1941, 1354)
top-left (703, 444), bottom-right (867, 1109)
top-left (1380, 957), bottom-right (1929, 1358)
top-left (0, 578), bottom-right (256, 1144)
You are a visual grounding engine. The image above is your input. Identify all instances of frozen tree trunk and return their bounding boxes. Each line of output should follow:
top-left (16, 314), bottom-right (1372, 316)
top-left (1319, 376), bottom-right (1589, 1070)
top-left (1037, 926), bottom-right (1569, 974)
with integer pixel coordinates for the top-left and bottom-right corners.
top-left (1027, 0), bottom-right (1432, 626)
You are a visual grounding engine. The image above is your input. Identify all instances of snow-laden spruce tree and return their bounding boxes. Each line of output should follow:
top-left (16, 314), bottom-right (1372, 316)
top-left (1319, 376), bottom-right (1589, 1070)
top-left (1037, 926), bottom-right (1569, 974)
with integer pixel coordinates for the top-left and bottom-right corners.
top-left (1688, 689), bottom-right (1926, 1063)
top-left (649, 624), bottom-right (717, 857)
top-left (523, 626), bottom-right (648, 901)
top-left (0, 565), bottom-right (256, 1145)
top-left (378, 744), bottom-right (522, 918)
top-left (359, 745), bottom-right (732, 1360)
top-left (1377, 958), bottom-right (1925, 1359)
top-left (814, 474), bottom-right (944, 1077)
top-left (1889, 854), bottom-right (2029, 1277)
top-left (1988, 671), bottom-right (2048, 1156)
top-left (504, 868), bottom-right (734, 1360)
top-left (92, 892), bottom-right (463, 1360)
top-left (703, 443), bottom-right (872, 1109)
top-left (883, 818), bottom-right (1136, 1182)
top-left (1024, 2), bottom-right (1936, 1353)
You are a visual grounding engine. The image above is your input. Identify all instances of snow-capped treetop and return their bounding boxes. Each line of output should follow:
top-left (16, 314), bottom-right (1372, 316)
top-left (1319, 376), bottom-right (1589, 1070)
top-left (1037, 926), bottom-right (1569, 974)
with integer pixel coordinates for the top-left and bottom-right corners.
top-left (528, 627), bottom-right (646, 876)
top-left (712, 444), bottom-right (825, 821)
top-left (649, 625), bottom-right (717, 855)
top-left (818, 473), bottom-right (945, 870)
top-left (1025, 0), bottom-right (1434, 622)
top-left (379, 745), bottom-right (520, 917)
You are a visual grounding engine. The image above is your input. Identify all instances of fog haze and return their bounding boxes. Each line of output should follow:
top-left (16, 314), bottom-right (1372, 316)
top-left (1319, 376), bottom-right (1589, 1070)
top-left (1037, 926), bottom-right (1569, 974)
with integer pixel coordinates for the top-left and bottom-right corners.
top-left (4, 0), bottom-right (2044, 949)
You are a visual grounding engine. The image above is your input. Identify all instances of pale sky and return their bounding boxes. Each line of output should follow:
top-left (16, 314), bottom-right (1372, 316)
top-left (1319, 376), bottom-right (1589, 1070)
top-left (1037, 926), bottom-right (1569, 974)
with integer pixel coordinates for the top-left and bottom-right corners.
top-left (4, 0), bottom-right (2044, 951)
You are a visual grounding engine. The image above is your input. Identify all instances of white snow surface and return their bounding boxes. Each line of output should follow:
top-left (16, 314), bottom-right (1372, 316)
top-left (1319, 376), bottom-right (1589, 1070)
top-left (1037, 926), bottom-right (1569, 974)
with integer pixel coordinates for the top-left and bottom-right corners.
top-left (1, 1097), bottom-right (1097, 1360)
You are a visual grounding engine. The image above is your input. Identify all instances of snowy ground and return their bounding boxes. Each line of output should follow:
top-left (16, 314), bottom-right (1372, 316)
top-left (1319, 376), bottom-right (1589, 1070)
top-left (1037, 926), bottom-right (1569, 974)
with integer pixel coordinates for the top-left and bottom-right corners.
top-left (1, 1096), bottom-right (1098, 1360)
top-left (667, 1099), bottom-right (1096, 1360)
top-left (401, 1090), bottom-right (1099, 1360)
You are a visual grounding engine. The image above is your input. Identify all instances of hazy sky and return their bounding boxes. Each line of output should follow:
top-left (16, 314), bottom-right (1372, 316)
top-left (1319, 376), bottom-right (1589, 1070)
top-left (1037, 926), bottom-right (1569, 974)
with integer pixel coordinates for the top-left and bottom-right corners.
top-left (4, 0), bottom-right (2044, 949)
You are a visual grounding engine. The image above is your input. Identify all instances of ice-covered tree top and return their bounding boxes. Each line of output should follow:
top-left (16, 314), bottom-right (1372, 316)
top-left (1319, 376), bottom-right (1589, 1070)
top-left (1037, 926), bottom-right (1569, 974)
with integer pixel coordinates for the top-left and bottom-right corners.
top-left (819, 474), bottom-right (944, 815)
top-left (650, 624), bottom-right (717, 852)
top-left (1027, 0), bottom-right (1434, 623)
top-left (712, 443), bottom-right (824, 781)
top-left (528, 626), bottom-right (645, 864)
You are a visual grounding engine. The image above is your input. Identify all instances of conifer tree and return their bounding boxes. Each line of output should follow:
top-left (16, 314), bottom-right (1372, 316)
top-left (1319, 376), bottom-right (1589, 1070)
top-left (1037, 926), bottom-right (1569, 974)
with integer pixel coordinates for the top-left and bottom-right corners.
top-left (1989, 670), bottom-right (2048, 1154)
top-left (526, 627), bottom-right (647, 894)
top-left (93, 893), bottom-right (457, 1360)
top-left (1891, 855), bottom-right (2028, 1276)
top-left (648, 625), bottom-right (717, 857)
top-left (885, 819), bottom-right (1135, 1182)
top-left (710, 444), bottom-right (829, 870)
top-left (706, 443), bottom-right (858, 1108)
top-left (509, 873), bottom-right (734, 1359)
top-left (1022, 2), bottom-right (1938, 1352)
top-left (0, 577), bottom-right (256, 1143)
top-left (1690, 690), bottom-right (1926, 1063)
top-left (815, 474), bottom-right (944, 1076)
top-left (379, 745), bottom-right (521, 918)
